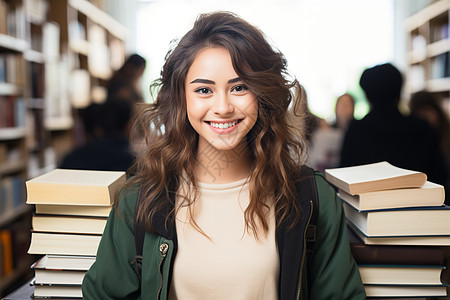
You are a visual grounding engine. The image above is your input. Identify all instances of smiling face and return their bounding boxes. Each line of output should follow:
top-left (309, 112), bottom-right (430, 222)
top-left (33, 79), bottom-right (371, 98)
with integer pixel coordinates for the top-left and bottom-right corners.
top-left (185, 47), bottom-right (258, 153)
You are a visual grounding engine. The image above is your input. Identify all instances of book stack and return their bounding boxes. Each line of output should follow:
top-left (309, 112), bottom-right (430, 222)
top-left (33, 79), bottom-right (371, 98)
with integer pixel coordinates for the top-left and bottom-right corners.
top-left (325, 161), bottom-right (449, 298)
top-left (26, 169), bottom-right (126, 299)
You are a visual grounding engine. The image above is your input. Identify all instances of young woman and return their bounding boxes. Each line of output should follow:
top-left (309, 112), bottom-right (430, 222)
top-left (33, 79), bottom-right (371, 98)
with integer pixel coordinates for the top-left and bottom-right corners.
top-left (82, 11), bottom-right (365, 300)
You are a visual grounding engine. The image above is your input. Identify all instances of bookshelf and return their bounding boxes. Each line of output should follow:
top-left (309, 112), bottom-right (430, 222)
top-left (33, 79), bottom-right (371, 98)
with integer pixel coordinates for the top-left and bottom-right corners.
top-left (405, 0), bottom-right (450, 115)
top-left (0, 0), bottom-right (126, 296)
top-left (0, 0), bottom-right (33, 296)
top-left (46, 0), bottom-right (126, 162)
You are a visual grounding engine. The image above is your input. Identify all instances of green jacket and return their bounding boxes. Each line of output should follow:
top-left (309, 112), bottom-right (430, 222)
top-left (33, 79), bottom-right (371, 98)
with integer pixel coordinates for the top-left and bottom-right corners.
top-left (82, 173), bottom-right (365, 299)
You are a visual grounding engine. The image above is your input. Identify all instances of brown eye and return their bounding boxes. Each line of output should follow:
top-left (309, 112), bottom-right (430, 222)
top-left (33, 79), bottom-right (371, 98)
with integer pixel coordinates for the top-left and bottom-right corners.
top-left (195, 87), bottom-right (211, 94)
top-left (232, 84), bottom-right (248, 93)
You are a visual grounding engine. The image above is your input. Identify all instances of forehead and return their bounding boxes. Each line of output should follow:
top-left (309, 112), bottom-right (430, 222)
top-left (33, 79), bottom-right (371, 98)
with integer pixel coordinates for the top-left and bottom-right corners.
top-left (186, 47), bottom-right (238, 80)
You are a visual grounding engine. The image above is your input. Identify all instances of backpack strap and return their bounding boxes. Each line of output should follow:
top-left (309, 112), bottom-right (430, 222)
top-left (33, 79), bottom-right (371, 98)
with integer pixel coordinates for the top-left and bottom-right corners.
top-left (300, 166), bottom-right (320, 294)
top-left (133, 186), bottom-right (145, 284)
top-left (301, 166), bottom-right (319, 244)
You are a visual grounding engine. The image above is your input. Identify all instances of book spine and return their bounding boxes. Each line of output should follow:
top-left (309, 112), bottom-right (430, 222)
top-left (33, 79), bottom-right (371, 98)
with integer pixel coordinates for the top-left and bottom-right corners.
top-left (351, 244), bottom-right (445, 265)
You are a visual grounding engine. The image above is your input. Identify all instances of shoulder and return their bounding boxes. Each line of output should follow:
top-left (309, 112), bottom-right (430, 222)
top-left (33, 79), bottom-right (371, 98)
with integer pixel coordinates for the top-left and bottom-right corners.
top-left (115, 182), bottom-right (140, 224)
top-left (295, 168), bottom-right (337, 212)
top-left (313, 171), bottom-right (342, 222)
top-left (314, 171), bottom-right (335, 195)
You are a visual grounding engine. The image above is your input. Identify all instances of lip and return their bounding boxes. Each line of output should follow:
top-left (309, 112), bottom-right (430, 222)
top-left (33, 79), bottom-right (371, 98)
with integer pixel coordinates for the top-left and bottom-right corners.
top-left (205, 119), bottom-right (242, 134)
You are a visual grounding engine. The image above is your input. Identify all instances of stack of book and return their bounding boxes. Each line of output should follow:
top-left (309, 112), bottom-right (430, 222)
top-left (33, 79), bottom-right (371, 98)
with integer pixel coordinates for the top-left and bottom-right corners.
top-left (325, 161), bottom-right (449, 298)
top-left (26, 169), bottom-right (126, 299)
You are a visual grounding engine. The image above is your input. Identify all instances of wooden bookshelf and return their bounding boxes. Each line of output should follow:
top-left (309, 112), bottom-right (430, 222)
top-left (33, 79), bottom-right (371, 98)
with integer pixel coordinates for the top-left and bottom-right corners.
top-left (47, 0), bottom-right (127, 161)
top-left (0, 0), bottom-right (126, 296)
top-left (405, 0), bottom-right (450, 111)
top-left (0, 2), bottom-right (30, 294)
top-left (0, 1), bottom-right (31, 290)
top-left (405, 4), bottom-right (450, 297)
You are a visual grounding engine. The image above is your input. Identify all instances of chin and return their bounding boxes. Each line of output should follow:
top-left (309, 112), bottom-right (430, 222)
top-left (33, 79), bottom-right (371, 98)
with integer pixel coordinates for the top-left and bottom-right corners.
top-left (200, 135), bottom-right (245, 152)
top-left (209, 141), bottom-right (241, 151)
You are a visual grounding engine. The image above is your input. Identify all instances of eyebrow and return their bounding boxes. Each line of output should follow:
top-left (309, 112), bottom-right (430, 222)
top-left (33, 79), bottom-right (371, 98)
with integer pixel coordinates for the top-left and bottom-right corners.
top-left (189, 77), bottom-right (242, 84)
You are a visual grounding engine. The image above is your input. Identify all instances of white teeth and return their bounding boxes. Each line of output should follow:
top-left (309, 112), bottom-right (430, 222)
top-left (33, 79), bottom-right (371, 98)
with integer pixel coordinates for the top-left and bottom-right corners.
top-left (209, 121), bottom-right (237, 129)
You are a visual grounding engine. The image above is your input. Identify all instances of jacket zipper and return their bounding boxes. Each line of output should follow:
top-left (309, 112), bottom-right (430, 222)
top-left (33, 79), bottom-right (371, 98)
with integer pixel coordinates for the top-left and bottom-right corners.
top-left (296, 200), bottom-right (314, 300)
top-left (158, 243), bottom-right (169, 300)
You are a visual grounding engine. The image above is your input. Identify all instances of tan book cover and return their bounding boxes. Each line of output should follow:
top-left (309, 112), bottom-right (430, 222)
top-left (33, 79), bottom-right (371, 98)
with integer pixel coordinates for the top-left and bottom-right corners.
top-left (44, 255), bottom-right (96, 271)
top-left (339, 181), bottom-right (445, 211)
top-left (35, 204), bottom-right (112, 217)
top-left (347, 222), bottom-right (450, 246)
top-left (32, 214), bottom-right (108, 235)
top-left (32, 256), bottom-right (87, 285)
top-left (364, 285), bottom-right (447, 298)
top-left (26, 169), bottom-right (126, 205)
top-left (33, 284), bottom-right (82, 298)
top-left (28, 232), bottom-right (101, 256)
top-left (358, 265), bottom-right (444, 285)
top-left (325, 161), bottom-right (427, 195)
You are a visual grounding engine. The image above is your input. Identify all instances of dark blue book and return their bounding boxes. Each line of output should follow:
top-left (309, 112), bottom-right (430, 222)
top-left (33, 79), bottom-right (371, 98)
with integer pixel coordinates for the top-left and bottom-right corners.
top-left (347, 220), bottom-right (450, 246)
top-left (343, 202), bottom-right (450, 237)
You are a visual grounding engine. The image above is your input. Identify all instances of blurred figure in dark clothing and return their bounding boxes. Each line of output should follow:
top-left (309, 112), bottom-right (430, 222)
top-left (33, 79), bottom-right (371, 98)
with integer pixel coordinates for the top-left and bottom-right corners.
top-left (410, 90), bottom-right (450, 203)
top-left (340, 63), bottom-right (447, 187)
top-left (60, 98), bottom-right (135, 172)
top-left (409, 91), bottom-right (450, 158)
top-left (80, 103), bottom-right (103, 142)
top-left (107, 53), bottom-right (146, 104)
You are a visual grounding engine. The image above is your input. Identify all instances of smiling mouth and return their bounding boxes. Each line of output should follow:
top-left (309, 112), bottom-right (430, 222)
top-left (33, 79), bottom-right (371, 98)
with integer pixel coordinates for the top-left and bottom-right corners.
top-left (207, 119), bottom-right (242, 129)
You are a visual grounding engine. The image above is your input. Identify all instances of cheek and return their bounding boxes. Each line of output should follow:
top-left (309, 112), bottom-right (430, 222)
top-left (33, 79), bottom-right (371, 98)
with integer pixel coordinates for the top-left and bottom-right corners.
top-left (186, 95), bottom-right (205, 125)
top-left (249, 97), bottom-right (259, 120)
top-left (185, 95), bottom-right (194, 124)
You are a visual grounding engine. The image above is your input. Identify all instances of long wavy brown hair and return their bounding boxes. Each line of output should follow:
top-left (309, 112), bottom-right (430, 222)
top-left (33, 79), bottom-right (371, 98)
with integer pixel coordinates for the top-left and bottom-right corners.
top-left (124, 11), bottom-right (309, 238)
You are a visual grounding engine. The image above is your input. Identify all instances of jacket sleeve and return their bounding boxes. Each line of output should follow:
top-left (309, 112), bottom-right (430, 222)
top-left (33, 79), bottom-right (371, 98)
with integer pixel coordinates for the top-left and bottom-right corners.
top-left (82, 187), bottom-right (141, 300)
top-left (308, 173), bottom-right (366, 299)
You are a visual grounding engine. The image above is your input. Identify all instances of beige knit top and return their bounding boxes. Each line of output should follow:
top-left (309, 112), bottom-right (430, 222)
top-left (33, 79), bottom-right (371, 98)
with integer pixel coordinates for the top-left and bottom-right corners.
top-left (168, 178), bottom-right (279, 300)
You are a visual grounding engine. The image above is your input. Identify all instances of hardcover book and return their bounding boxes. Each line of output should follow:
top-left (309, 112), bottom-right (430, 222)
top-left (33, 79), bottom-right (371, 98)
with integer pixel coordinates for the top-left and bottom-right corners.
top-left (32, 214), bottom-right (107, 235)
top-left (35, 204), bottom-right (112, 217)
top-left (32, 282), bottom-right (82, 299)
top-left (32, 256), bottom-right (87, 285)
top-left (35, 254), bottom-right (95, 271)
top-left (339, 181), bottom-right (444, 211)
top-left (26, 169), bottom-right (126, 205)
top-left (358, 264), bottom-right (445, 285)
top-left (325, 161), bottom-right (427, 195)
top-left (347, 221), bottom-right (450, 246)
top-left (364, 285), bottom-right (447, 298)
top-left (343, 202), bottom-right (450, 237)
top-left (28, 232), bottom-right (101, 256)
top-left (347, 226), bottom-right (445, 265)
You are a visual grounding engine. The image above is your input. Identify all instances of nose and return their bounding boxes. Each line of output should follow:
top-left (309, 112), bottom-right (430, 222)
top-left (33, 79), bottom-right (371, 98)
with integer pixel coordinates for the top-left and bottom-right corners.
top-left (212, 92), bottom-right (234, 115)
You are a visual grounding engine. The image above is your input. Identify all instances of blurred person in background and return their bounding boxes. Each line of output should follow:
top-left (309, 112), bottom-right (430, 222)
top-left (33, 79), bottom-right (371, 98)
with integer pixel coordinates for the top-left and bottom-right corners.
top-left (409, 90), bottom-right (450, 204)
top-left (107, 53), bottom-right (147, 104)
top-left (331, 93), bottom-right (355, 130)
top-left (59, 97), bottom-right (135, 172)
top-left (340, 63), bottom-right (447, 186)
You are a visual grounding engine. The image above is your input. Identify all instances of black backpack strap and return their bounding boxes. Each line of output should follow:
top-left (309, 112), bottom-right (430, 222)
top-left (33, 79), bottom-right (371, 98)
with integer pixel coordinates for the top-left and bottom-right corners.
top-left (301, 166), bottom-right (319, 244)
top-left (133, 186), bottom-right (145, 284)
top-left (300, 166), bottom-right (319, 296)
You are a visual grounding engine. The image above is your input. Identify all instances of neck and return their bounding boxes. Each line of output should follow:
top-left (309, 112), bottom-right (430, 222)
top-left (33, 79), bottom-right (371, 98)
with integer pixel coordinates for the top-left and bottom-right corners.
top-left (195, 141), bottom-right (252, 184)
